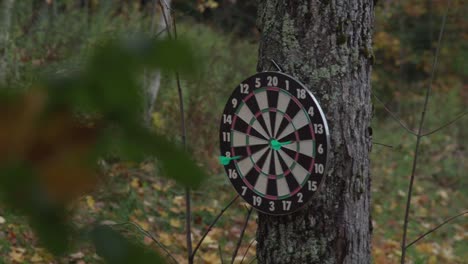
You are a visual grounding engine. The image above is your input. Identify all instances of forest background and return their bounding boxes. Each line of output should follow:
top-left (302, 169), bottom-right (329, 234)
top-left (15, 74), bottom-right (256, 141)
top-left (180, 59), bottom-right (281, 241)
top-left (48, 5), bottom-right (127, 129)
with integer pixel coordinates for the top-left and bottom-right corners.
top-left (0, 0), bottom-right (466, 263)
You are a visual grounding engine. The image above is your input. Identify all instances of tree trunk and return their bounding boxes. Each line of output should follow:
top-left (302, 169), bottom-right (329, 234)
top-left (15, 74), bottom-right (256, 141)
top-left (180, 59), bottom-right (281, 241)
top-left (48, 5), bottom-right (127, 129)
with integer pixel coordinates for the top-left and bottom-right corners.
top-left (0, 0), bottom-right (15, 85)
top-left (256, 1), bottom-right (374, 263)
top-left (143, 0), bottom-right (171, 126)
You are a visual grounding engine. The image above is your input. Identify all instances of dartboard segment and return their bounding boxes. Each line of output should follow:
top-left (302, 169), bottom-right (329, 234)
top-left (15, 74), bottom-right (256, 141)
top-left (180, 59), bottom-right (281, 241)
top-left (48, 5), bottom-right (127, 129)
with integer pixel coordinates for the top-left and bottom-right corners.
top-left (219, 71), bottom-right (330, 215)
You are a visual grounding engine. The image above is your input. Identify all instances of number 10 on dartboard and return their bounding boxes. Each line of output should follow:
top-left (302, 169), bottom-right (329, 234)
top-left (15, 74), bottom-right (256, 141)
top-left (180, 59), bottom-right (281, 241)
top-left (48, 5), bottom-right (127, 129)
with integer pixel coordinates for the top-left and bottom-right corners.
top-left (219, 71), bottom-right (330, 215)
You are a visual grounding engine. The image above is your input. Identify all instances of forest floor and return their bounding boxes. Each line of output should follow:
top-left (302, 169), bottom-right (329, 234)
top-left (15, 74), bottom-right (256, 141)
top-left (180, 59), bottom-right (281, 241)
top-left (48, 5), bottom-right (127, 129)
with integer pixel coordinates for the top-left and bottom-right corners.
top-left (0, 119), bottom-right (466, 264)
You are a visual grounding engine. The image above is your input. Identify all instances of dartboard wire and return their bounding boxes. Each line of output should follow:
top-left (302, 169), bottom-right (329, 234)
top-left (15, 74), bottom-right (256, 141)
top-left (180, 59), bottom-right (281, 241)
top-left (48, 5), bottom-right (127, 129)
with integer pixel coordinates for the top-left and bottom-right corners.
top-left (242, 90), bottom-right (272, 138)
top-left (235, 146), bottom-right (269, 183)
top-left (273, 90), bottom-right (292, 138)
top-left (276, 109), bottom-right (310, 141)
top-left (231, 130), bottom-right (268, 148)
top-left (231, 115), bottom-right (268, 141)
top-left (274, 91), bottom-right (302, 138)
top-left (234, 98), bottom-right (270, 140)
top-left (276, 149), bottom-right (313, 197)
top-left (253, 90), bottom-right (273, 137)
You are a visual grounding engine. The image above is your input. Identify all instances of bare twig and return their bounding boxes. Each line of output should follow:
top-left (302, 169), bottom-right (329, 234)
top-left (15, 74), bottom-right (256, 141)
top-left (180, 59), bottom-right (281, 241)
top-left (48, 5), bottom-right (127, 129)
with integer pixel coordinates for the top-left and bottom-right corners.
top-left (406, 210), bottom-right (468, 248)
top-left (219, 244), bottom-right (225, 264)
top-left (400, 1), bottom-right (451, 263)
top-left (231, 208), bottom-right (253, 264)
top-left (192, 195), bottom-right (240, 259)
top-left (372, 141), bottom-right (394, 148)
top-left (157, 2), bottom-right (192, 263)
top-left (158, 0), bottom-right (173, 39)
top-left (110, 221), bottom-right (178, 264)
top-left (240, 238), bottom-right (256, 264)
top-left (421, 110), bottom-right (468, 137)
top-left (373, 94), bottom-right (417, 136)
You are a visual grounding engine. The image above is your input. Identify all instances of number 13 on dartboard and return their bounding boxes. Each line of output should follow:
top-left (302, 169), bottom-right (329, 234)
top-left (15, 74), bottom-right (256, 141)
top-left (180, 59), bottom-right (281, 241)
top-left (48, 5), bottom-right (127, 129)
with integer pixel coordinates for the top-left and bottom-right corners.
top-left (219, 71), bottom-right (330, 215)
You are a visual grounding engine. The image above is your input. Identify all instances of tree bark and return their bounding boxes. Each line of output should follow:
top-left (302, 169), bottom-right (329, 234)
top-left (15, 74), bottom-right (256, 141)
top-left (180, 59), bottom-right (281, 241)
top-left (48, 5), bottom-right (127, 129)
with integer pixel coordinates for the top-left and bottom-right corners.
top-left (256, 1), bottom-right (374, 263)
top-left (0, 0), bottom-right (15, 85)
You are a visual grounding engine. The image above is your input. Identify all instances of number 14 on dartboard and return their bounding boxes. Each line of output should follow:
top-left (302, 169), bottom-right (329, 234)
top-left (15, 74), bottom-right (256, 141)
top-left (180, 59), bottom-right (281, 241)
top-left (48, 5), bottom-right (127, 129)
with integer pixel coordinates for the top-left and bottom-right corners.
top-left (219, 71), bottom-right (330, 215)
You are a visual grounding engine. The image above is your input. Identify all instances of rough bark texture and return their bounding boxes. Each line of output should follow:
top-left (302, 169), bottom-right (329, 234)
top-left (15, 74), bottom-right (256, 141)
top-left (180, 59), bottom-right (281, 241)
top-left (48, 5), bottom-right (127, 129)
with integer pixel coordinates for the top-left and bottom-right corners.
top-left (0, 0), bottom-right (15, 85)
top-left (256, 1), bottom-right (374, 263)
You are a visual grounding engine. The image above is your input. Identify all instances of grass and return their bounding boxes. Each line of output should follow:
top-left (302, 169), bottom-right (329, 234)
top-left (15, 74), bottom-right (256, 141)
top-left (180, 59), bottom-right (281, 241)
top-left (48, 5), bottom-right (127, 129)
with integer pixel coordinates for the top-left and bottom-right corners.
top-left (0, 3), bottom-right (466, 264)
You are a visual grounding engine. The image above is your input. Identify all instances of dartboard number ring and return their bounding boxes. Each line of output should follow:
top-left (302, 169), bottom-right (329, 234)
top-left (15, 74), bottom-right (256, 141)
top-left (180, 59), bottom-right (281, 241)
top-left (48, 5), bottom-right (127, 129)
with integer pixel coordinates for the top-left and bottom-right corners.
top-left (219, 71), bottom-right (330, 215)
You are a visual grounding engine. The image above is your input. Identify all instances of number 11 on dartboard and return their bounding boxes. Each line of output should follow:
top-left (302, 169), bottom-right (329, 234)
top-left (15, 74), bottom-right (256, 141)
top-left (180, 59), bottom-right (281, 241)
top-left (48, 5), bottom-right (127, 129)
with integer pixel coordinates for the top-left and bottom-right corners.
top-left (219, 71), bottom-right (330, 215)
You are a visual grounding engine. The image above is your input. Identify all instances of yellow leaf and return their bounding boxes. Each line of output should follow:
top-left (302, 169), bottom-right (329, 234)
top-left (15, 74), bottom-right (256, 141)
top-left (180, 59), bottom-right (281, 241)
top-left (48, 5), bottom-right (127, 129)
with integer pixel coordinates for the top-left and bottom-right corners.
top-left (140, 162), bottom-right (155, 173)
top-left (31, 253), bottom-right (43, 263)
top-left (170, 207), bottom-right (181, 214)
top-left (437, 190), bottom-right (449, 201)
top-left (86, 196), bottom-right (95, 210)
top-left (151, 112), bottom-right (166, 130)
top-left (173, 195), bottom-right (185, 207)
top-left (170, 219), bottom-right (181, 228)
top-left (416, 242), bottom-right (436, 255)
top-left (9, 247), bottom-right (25, 262)
top-left (152, 183), bottom-right (162, 191)
top-left (159, 211), bottom-right (168, 217)
top-left (205, 0), bottom-right (219, 9)
top-left (374, 205), bottom-right (383, 214)
top-left (428, 255), bottom-right (438, 264)
top-left (131, 178), bottom-right (140, 189)
top-left (201, 234), bottom-right (216, 245)
top-left (201, 252), bottom-right (219, 264)
top-left (159, 232), bottom-right (173, 246)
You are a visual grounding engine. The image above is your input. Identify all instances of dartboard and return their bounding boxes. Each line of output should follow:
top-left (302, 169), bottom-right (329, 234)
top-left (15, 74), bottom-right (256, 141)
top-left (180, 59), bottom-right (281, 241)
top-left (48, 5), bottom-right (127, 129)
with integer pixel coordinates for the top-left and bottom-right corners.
top-left (219, 71), bottom-right (330, 215)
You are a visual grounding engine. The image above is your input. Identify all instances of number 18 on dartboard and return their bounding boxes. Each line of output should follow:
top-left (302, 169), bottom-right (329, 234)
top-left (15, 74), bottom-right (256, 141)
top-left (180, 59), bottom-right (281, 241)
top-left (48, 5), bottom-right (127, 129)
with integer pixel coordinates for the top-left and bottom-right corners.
top-left (219, 71), bottom-right (330, 215)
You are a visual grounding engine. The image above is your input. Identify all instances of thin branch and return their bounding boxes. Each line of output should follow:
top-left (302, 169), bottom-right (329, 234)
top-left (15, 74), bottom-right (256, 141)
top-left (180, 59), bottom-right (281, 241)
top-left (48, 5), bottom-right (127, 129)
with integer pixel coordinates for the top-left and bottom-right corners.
top-left (192, 195), bottom-right (240, 258)
top-left (157, 2), bottom-right (192, 263)
top-left (373, 94), bottom-right (417, 136)
top-left (406, 210), bottom-right (468, 249)
top-left (372, 141), bottom-right (394, 148)
top-left (110, 222), bottom-right (178, 264)
top-left (240, 238), bottom-right (256, 264)
top-left (154, 27), bottom-right (168, 38)
top-left (231, 208), bottom-right (253, 264)
top-left (400, 1), bottom-right (451, 263)
top-left (158, 0), bottom-right (173, 39)
top-left (421, 110), bottom-right (468, 137)
top-left (218, 244), bottom-right (225, 264)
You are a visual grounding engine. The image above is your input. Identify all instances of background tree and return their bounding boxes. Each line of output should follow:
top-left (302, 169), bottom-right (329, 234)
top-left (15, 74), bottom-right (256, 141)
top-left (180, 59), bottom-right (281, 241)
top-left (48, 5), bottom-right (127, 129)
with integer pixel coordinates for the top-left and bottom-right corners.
top-left (256, 1), bottom-right (374, 263)
top-left (0, 0), bottom-right (15, 85)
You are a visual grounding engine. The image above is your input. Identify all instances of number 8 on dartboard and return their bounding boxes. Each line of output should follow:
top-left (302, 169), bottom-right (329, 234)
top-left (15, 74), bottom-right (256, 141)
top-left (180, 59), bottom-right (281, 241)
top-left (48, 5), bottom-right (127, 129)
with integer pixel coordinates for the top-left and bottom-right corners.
top-left (219, 71), bottom-right (330, 215)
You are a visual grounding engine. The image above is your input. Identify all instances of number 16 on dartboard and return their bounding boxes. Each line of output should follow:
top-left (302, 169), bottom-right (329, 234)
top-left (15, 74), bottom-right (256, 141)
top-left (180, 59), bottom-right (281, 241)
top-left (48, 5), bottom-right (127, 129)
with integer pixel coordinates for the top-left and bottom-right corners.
top-left (219, 71), bottom-right (330, 215)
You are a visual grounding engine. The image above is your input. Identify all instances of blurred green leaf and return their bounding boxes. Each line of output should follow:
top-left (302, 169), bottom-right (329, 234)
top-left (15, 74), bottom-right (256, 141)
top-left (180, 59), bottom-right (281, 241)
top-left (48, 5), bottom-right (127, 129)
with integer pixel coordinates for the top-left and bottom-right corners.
top-left (95, 123), bottom-right (205, 188)
top-left (0, 164), bottom-right (70, 255)
top-left (91, 225), bottom-right (165, 264)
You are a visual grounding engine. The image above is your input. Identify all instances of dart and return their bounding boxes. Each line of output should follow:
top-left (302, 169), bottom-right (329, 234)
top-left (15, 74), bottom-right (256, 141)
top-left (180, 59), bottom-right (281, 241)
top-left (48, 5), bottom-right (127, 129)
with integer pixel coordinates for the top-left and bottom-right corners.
top-left (219, 155), bottom-right (242, 165)
top-left (269, 139), bottom-right (293, 151)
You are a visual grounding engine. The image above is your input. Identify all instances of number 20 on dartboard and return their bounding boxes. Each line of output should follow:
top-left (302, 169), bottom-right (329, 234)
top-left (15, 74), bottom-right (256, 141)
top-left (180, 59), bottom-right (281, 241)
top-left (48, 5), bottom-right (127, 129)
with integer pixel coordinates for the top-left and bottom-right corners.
top-left (219, 71), bottom-right (330, 215)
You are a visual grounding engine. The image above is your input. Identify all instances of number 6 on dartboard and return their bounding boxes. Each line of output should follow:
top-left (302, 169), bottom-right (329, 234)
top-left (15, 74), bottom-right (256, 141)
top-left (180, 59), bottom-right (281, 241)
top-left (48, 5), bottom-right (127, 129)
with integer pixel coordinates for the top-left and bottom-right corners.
top-left (219, 71), bottom-right (330, 215)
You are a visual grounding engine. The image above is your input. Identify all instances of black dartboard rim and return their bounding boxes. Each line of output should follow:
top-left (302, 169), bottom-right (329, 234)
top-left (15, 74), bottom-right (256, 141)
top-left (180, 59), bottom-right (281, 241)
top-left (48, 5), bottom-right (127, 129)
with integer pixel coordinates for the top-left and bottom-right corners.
top-left (219, 71), bottom-right (330, 215)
